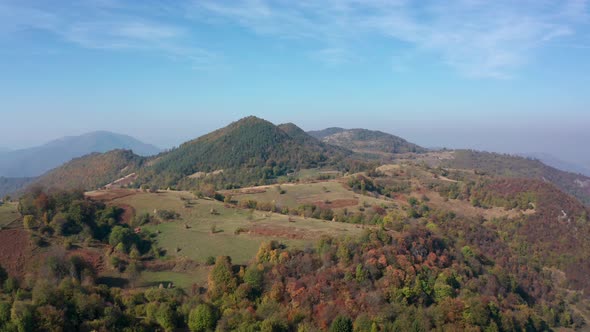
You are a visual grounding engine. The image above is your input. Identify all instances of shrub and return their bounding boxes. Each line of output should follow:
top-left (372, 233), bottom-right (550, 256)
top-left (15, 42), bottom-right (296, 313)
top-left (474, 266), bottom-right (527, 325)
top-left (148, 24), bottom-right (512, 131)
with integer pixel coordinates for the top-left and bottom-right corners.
top-left (205, 256), bottom-right (216, 266)
top-left (132, 213), bottom-right (153, 226)
top-left (23, 215), bottom-right (37, 230)
top-left (330, 315), bottom-right (353, 332)
top-left (188, 304), bottom-right (218, 332)
top-left (156, 210), bottom-right (180, 221)
top-left (243, 264), bottom-right (264, 294)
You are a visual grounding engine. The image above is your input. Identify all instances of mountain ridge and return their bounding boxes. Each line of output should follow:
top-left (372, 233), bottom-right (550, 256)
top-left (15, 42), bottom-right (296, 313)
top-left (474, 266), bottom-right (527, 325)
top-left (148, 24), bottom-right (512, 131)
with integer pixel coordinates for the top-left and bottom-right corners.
top-left (308, 127), bottom-right (426, 154)
top-left (25, 149), bottom-right (144, 192)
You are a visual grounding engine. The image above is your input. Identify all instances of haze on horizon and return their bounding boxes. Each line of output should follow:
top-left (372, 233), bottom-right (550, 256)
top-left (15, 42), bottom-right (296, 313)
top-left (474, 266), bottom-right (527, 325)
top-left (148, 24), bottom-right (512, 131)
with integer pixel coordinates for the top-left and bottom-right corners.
top-left (1, 1), bottom-right (589, 168)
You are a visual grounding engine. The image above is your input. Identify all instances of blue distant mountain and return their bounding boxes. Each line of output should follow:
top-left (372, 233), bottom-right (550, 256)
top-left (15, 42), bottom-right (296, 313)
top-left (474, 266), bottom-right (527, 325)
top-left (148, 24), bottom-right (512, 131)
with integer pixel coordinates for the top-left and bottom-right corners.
top-left (0, 131), bottom-right (161, 177)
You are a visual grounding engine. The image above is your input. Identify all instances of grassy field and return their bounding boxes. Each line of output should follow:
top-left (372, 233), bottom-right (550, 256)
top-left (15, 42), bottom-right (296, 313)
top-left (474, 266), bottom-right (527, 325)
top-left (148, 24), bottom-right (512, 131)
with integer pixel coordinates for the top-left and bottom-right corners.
top-left (292, 168), bottom-right (343, 180)
top-left (110, 190), bottom-right (364, 265)
top-left (139, 268), bottom-right (210, 289)
top-left (0, 202), bottom-right (19, 227)
top-left (222, 180), bottom-right (394, 212)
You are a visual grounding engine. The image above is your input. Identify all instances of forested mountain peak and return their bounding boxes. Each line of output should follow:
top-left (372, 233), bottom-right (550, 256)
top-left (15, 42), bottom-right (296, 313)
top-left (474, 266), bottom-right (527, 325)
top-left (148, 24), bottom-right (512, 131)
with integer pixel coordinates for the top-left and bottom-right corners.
top-left (141, 117), bottom-right (355, 189)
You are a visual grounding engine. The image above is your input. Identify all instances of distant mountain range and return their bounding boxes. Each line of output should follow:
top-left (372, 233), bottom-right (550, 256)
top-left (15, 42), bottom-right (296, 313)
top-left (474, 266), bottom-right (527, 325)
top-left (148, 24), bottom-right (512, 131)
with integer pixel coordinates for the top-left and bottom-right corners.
top-left (5, 116), bottom-right (590, 208)
top-left (308, 127), bottom-right (427, 154)
top-left (0, 131), bottom-right (160, 178)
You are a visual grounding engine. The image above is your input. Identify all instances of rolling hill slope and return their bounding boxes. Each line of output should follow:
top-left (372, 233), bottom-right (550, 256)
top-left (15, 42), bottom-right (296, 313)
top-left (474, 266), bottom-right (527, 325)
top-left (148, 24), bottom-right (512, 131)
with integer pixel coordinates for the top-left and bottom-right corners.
top-left (0, 177), bottom-right (35, 197)
top-left (308, 127), bottom-right (426, 154)
top-left (26, 149), bottom-right (144, 192)
top-left (444, 150), bottom-right (590, 206)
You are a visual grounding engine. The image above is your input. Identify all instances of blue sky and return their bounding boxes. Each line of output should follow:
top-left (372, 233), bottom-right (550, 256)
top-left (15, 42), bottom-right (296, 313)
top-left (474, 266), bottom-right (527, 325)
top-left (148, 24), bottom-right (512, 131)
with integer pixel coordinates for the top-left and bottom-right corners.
top-left (0, 0), bottom-right (589, 166)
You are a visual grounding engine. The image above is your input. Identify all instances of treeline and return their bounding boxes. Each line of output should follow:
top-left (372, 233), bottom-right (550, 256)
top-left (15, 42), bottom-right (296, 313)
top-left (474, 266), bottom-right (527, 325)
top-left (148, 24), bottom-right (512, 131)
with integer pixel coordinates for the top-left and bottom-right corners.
top-left (18, 188), bottom-right (157, 257)
top-left (444, 150), bottom-right (590, 206)
top-left (435, 180), bottom-right (536, 210)
top-left (138, 158), bottom-right (374, 193)
top-left (1, 224), bottom-right (581, 331)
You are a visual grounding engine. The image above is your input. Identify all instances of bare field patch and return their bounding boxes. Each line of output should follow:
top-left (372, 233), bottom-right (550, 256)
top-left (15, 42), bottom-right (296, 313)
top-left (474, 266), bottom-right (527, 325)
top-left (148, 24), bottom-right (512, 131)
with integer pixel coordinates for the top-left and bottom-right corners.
top-left (86, 188), bottom-right (141, 202)
top-left (0, 229), bottom-right (32, 277)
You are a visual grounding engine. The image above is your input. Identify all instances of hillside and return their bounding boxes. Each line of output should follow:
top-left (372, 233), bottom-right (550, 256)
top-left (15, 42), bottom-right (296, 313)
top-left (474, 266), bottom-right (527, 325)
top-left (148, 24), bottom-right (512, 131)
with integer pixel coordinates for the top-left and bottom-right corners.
top-left (522, 152), bottom-right (590, 177)
top-left (444, 150), bottom-right (590, 206)
top-left (0, 177), bottom-right (35, 197)
top-left (142, 117), bottom-right (353, 188)
top-left (26, 149), bottom-right (144, 192)
top-left (277, 123), bottom-right (352, 154)
top-left (309, 128), bottom-right (427, 154)
top-left (0, 131), bottom-right (160, 177)
top-left (307, 127), bottom-right (346, 139)
top-left (3, 159), bottom-right (589, 331)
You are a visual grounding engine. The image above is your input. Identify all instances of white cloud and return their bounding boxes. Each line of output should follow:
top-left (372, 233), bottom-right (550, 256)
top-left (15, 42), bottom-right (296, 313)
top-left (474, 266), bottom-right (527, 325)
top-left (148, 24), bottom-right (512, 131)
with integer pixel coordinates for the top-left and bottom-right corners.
top-left (1, 0), bottom-right (588, 77)
top-left (191, 0), bottom-right (590, 77)
top-left (0, 1), bottom-right (217, 69)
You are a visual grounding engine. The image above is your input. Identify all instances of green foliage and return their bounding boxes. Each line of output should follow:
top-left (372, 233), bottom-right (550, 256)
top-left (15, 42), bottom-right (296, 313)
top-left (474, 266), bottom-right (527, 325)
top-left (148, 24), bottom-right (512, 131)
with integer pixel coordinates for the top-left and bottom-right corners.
top-left (207, 256), bottom-right (237, 299)
top-left (461, 246), bottom-right (475, 258)
top-left (23, 215), bottom-right (37, 230)
top-left (108, 226), bottom-right (136, 253)
top-left (347, 175), bottom-right (381, 195)
top-left (355, 264), bottom-right (366, 283)
top-left (330, 315), bottom-right (353, 332)
top-left (189, 304), bottom-right (218, 332)
top-left (154, 303), bottom-right (176, 332)
top-left (205, 256), bottom-right (216, 266)
top-left (243, 265), bottom-right (264, 295)
top-left (132, 212), bottom-right (153, 227)
top-left (11, 301), bottom-right (34, 332)
top-left (0, 302), bottom-right (10, 326)
top-left (141, 117), bottom-right (354, 189)
top-left (260, 317), bottom-right (289, 332)
top-left (156, 209), bottom-right (180, 221)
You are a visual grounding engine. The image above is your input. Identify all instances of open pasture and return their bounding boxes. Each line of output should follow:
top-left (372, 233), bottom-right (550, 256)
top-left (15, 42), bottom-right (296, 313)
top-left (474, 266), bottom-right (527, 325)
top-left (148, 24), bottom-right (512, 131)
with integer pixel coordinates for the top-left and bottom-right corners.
top-left (108, 190), bottom-right (364, 265)
top-left (222, 180), bottom-right (394, 212)
top-left (0, 202), bottom-right (19, 227)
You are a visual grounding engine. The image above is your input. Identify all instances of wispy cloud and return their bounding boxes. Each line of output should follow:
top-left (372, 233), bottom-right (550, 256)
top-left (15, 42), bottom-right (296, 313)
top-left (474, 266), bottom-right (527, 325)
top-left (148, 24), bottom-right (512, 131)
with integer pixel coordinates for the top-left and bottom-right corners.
top-left (0, 1), bottom-right (218, 69)
top-left (191, 0), bottom-right (589, 77)
top-left (1, 0), bottom-right (588, 77)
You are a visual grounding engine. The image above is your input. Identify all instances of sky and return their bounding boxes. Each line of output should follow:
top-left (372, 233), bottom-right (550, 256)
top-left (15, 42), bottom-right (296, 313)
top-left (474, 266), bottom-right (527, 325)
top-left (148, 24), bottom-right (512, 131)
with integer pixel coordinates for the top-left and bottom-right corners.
top-left (0, 0), bottom-right (589, 166)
